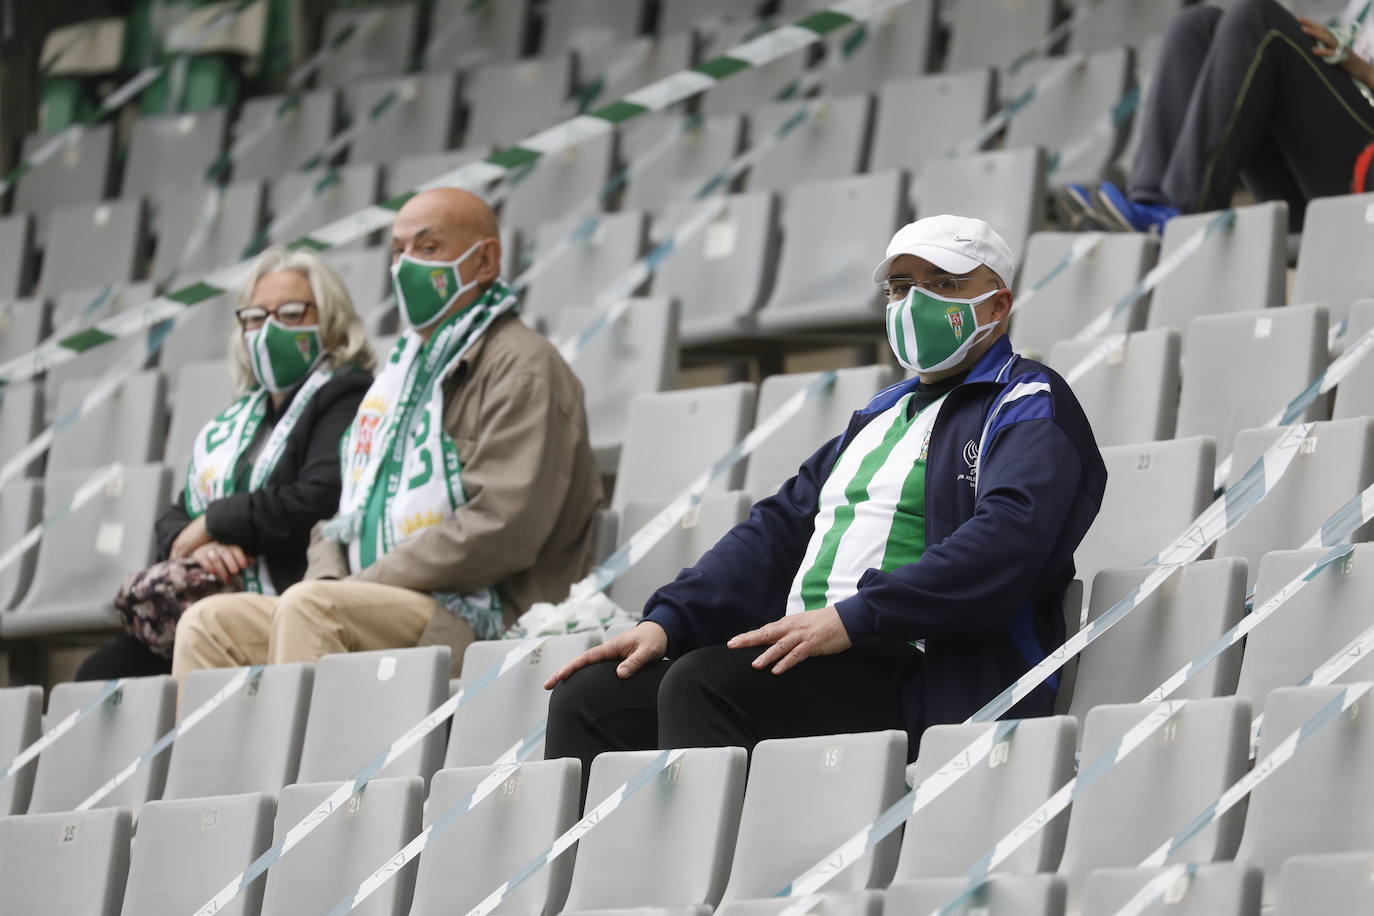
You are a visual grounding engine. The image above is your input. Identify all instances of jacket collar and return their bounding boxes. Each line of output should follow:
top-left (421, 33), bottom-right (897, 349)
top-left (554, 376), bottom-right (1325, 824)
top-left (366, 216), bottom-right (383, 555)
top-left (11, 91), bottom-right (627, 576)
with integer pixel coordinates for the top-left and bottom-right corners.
top-left (860, 336), bottom-right (1020, 415)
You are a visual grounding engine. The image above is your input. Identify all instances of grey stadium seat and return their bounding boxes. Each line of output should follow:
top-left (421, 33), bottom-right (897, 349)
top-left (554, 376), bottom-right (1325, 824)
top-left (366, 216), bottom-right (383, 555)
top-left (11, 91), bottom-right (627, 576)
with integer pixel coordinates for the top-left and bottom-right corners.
top-left (1058, 696), bottom-right (1252, 909)
top-left (716, 891), bottom-right (883, 916)
top-left (345, 72), bottom-right (459, 166)
top-left (659, 0), bottom-right (749, 33)
top-left (296, 646), bottom-right (450, 784)
top-left (1215, 418), bottom-right (1374, 591)
top-left (156, 294), bottom-right (237, 383)
top-left (0, 685), bottom-right (42, 815)
top-left (1013, 231), bottom-right (1157, 361)
top-left (384, 147), bottom-right (491, 198)
top-left (48, 369), bottom-right (167, 474)
top-left (162, 663), bottom-right (313, 800)
top-left (463, 56), bottom-right (572, 148)
top-left (1075, 436), bottom-right (1214, 591)
top-left (1293, 192), bottom-right (1374, 329)
top-left (39, 200), bottom-right (147, 298)
top-left (164, 359), bottom-right (235, 478)
top-left (699, 21), bottom-right (809, 118)
top-left (232, 89), bottom-right (338, 182)
top-left (620, 114), bottom-right (742, 215)
top-left (894, 715), bottom-right (1077, 880)
top-left (576, 32), bottom-right (694, 112)
top-left (870, 70), bottom-right (996, 172)
top-left (3, 464), bottom-right (168, 638)
top-left (0, 480), bottom-right (42, 612)
top-left (260, 777), bottom-right (422, 916)
top-left (122, 109), bottom-right (229, 201)
top-left (756, 170), bottom-right (906, 334)
top-left (1004, 47), bottom-right (1133, 188)
top-left (651, 191), bottom-right (777, 346)
top-left (150, 181), bottom-right (263, 287)
top-left (884, 875), bottom-right (1065, 916)
top-left (1079, 862), bottom-right (1261, 916)
top-left (609, 492), bottom-right (753, 617)
top-left (501, 128), bottom-right (614, 237)
top-left (1049, 327), bottom-right (1180, 448)
top-left (823, 0), bottom-right (936, 95)
top-left (719, 731), bottom-right (908, 902)
top-left (1238, 685), bottom-right (1374, 911)
top-left (321, 245), bottom-right (391, 312)
top-left (523, 210), bottom-right (645, 329)
top-left (409, 759), bottom-right (580, 916)
top-left (119, 792), bottom-right (274, 916)
top-left (269, 163), bottom-right (381, 249)
top-left (915, 147), bottom-right (1047, 258)
top-left (1070, 558), bottom-right (1247, 721)
top-left (946, 0), bottom-right (1057, 99)
top-left (26, 675), bottom-right (176, 813)
top-left (542, 0), bottom-right (643, 54)
top-left (1175, 304), bottom-right (1329, 462)
top-left (1275, 851), bottom-right (1374, 915)
top-left (562, 747), bottom-right (746, 913)
top-left (424, 0), bottom-right (529, 69)
top-left (1236, 544), bottom-right (1374, 706)
top-left (743, 365), bottom-right (899, 497)
top-left (554, 297), bottom-right (679, 473)
top-left (744, 94), bottom-right (873, 194)
top-left (445, 633), bottom-right (599, 768)
top-left (1332, 298), bottom-right (1374, 420)
top-left (14, 124), bottom-right (115, 240)
top-left (1147, 202), bottom-right (1287, 332)
top-left (0, 807), bottom-right (132, 916)
top-left (0, 381), bottom-right (43, 479)
top-left (317, 3), bottom-right (420, 87)
top-left (44, 282), bottom-right (156, 403)
top-left (0, 298), bottom-right (48, 367)
top-left (612, 382), bottom-right (757, 509)
top-left (0, 213), bottom-right (35, 298)
top-left (1069, 0), bottom-right (1189, 53)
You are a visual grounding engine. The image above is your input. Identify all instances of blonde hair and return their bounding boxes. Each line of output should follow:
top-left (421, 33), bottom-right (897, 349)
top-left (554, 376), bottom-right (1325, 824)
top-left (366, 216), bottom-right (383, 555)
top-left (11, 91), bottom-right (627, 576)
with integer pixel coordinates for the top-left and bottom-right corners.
top-left (229, 247), bottom-right (377, 394)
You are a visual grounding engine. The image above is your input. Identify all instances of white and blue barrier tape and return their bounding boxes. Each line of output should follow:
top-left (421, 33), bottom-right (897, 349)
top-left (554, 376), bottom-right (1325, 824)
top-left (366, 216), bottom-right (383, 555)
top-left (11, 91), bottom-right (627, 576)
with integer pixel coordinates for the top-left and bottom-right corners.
top-left (0, 677), bottom-right (128, 784)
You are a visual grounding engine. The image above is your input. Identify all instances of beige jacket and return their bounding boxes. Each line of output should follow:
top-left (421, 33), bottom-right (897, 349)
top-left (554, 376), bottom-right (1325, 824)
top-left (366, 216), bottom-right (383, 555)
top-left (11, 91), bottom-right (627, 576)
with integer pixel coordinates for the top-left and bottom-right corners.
top-left (306, 311), bottom-right (604, 659)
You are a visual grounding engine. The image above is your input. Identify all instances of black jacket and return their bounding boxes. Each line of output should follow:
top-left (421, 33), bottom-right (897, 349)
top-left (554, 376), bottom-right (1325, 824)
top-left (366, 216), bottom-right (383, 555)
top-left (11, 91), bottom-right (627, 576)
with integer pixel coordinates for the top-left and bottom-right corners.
top-left (154, 367), bottom-right (372, 589)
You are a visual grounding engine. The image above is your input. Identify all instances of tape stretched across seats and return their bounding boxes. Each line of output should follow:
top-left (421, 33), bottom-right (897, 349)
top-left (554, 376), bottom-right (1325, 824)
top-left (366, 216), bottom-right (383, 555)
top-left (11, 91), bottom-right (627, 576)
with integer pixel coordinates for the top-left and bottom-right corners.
top-left (44, 282), bottom-right (156, 404)
top-left (699, 20), bottom-right (809, 118)
top-left (233, 89), bottom-right (338, 181)
top-left (1050, 326), bottom-right (1180, 448)
top-left (502, 128), bottom-right (615, 237)
top-left (577, 31), bottom-right (696, 113)
top-left (0, 806), bottom-right (132, 915)
top-left (744, 93), bottom-right (872, 193)
top-left (1333, 299), bottom-right (1374, 419)
top-left (885, 875), bottom-right (1063, 915)
top-left (345, 73), bottom-right (460, 167)
top-left (822, 0), bottom-right (936, 95)
top-left (268, 163), bottom-right (381, 252)
top-left (524, 210), bottom-right (645, 330)
top-left (47, 369), bottom-right (167, 475)
top-left (385, 148), bottom-right (491, 199)
top-left (317, 3), bottom-right (421, 88)
top-left (0, 685), bottom-right (42, 814)
top-left (621, 113), bottom-right (742, 215)
top-left (717, 890), bottom-right (883, 915)
top-left (150, 180), bottom-right (262, 288)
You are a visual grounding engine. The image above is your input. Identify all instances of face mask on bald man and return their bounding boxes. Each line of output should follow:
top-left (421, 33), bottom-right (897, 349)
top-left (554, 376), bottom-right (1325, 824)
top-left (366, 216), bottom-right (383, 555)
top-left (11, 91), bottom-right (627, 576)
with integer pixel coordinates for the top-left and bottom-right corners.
top-left (390, 238), bottom-right (487, 330)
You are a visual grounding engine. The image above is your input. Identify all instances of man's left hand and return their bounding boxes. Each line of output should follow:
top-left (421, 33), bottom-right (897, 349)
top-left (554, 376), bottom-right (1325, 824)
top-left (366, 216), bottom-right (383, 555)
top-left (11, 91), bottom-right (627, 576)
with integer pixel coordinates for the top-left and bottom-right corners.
top-left (727, 607), bottom-right (853, 675)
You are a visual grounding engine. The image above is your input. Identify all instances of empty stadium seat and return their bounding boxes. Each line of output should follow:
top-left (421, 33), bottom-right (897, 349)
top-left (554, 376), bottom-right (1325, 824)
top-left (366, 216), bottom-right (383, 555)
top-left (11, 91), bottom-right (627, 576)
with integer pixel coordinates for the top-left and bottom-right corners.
top-left (1216, 418), bottom-right (1374, 590)
top-left (745, 94), bottom-right (872, 193)
top-left (317, 3), bottom-right (420, 87)
top-left (13, 124), bottom-right (115, 239)
top-left (384, 148), bottom-right (490, 198)
top-left (44, 282), bottom-right (157, 401)
top-left (554, 297), bottom-right (679, 472)
top-left (122, 109), bottom-right (229, 201)
top-left (232, 89), bottom-right (339, 183)
top-left (1058, 696), bottom-right (1252, 908)
top-left (717, 890), bottom-right (883, 916)
top-left (0, 298), bottom-right (47, 367)
top-left (544, 0), bottom-right (643, 54)
top-left (0, 480), bottom-right (42, 612)
top-left (870, 70), bottom-right (995, 172)
top-left (0, 685), bottom-right (42, 815)
top-left (651, 191), bottom-right (777, 345)
top-left (1049, 327), bottom-right (1180, 447)
top-left (1069, 0), bottom-right (1188, 54)
top-left (1274, 851), bottom-right (1374, 914)
top-left (884, 876), bottom-right (1064, 916)
top-left (699, 21), bottom-right (809, 118)
top-left (609, 492), bottom-right (753, 616)
top-left (524, 210), bottom-right (645, 329)
top-left (743, 365), bottom-right (899, 497)
top-left (464, 56), bottom-right (572, 148)
top-left (268, 162), bottom-right (381, 248)
top-left (620, 114), bottom-right (742, 215)
top-left (756, 171), bottom-right (905, 333)
top-left (150, 181), bottom-right (263, 287)
top-left (296, 646), bottom-right (449, 784)
top-left (946, 0), bottom-right (1056, 97)
top-left (915, 147), bottom-right (1047, 257)
top-left (719, 731), bottom-right (908, 902)
top-left (260, 777), bottom-right (423, 916)
top-left (613, 382), bottom-right (757, 509)
top-left (39, 200), bottom-right (147, 298)
top-left (1147, 202), bottom-right (1287, 332)
top-left (1076, 436), bottom-right (1215, 590)
top-left (346, 73), bottom-right (459, 166)
top-left (119, 792), bottom-right (274, 916)
top-left (1079, 862), bottom-right (1261, 916)
top-left (156, 296), bottom-right (236, 383)
top-left (824, 0), bottom-right (936, 95)
top-left (1238, 685), bottom-right (1374, 910)
top-left (321, 245), bottom-right (391, 312)
top-left (163, 359), bottom-right (235, 477)
top-left (27, 674), bottom-right (176, 813)
top-left (425, 0), bottom-right (529, 69)
top-left (562, 747), bottom-right (746, 912)
top-left (445, 633), bottom-right (598, 768)
top-left (1332, 298), bottom-right (1374, 420)
top-left (0, 806), bottom-right (132, 915)
top-left (1013, 231), bottom-right (1157, 360)
top-left (163, 663), bottom-right (313, 800)
top-left (409, 759), bottom-right (580, 915)
top-left (1293, 192), bottom-right (1374, 329)
top-left (894, 715), bottom-right (1077, 879)
top-left (1175, 305), bottom-right (1328, 455)
top-left (577, 32), bottom-right (695, 110)
top-left (48, 370), bottom-right (167, 475)
top-left (1070, 558), bottom-right (1247, 719)
top-left (0, 381), bottom-right (43, 479)
top-left (1236, 544), bottom-right (1374, 705)
top-left (3, 464), bottom-right (168, 638)
top-left (659, 0), bottom-right (746, 34)
top-left (0, 213), bottom-right (35, 298)
top-left (501, 128), bottom-right (614, 237)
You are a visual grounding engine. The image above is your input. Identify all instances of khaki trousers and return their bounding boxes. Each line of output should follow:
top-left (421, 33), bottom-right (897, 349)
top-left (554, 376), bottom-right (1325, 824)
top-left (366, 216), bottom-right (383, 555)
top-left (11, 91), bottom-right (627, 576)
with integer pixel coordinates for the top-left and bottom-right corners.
top-left (172, 580), bottom-right (442, 679)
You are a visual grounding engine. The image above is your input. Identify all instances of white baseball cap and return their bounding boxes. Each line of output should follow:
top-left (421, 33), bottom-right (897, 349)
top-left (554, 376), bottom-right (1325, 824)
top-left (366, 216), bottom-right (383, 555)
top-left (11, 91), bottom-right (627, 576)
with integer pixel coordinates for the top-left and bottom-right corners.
top-left (872, 214), bottom-right (1017, 289)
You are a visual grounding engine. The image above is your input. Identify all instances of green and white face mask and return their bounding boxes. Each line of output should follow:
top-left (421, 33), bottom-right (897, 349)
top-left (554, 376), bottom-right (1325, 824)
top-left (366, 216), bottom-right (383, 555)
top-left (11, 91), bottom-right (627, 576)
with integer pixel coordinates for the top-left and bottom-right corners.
top-left (887, 286), bottom-right (1001, 374)
top-left (246, 316), bottom-right (322, 393)
top-left (390, 239), bottom-right (485, 330)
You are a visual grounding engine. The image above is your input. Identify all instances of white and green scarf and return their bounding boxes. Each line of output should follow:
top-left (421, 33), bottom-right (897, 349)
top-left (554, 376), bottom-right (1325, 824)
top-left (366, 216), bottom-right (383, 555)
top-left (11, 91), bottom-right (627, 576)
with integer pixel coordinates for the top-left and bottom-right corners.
top-left (183, 367), bottom-right (335, 594)
top-left (323, 280), bottom-right (518, 639)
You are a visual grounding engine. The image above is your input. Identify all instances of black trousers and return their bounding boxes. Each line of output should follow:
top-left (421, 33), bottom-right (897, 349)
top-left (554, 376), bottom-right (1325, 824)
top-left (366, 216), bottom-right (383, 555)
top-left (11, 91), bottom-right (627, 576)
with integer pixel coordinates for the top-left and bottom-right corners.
top-left (74, 634), bottom-right (172, 681)
top-left (1131, 0), bottom-right (1374, 227)
top-left (545, 641), bottom-right (922, 798)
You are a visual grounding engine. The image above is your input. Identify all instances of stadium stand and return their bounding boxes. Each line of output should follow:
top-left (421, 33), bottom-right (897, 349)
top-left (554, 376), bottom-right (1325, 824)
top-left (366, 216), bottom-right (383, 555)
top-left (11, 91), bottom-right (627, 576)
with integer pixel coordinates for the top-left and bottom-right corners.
top-left (3, 1), bottom-right (1374, 914)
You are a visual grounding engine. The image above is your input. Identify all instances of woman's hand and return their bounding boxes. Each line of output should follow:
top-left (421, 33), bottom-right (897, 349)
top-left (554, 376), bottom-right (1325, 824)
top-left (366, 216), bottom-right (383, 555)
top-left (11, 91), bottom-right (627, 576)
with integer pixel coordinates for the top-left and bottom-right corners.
top-left (192, 541), bottom-right (252, 583)
top-left (169, 516), bottom-right (211, 559)
top-left (1298, 16), bottom-right (1374, 86)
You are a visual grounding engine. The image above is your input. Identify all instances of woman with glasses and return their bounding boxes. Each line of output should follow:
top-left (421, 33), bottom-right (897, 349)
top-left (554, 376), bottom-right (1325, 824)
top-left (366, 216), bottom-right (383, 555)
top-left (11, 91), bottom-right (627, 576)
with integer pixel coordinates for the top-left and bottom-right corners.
top-left (74, 247), bottom-right (376, 680)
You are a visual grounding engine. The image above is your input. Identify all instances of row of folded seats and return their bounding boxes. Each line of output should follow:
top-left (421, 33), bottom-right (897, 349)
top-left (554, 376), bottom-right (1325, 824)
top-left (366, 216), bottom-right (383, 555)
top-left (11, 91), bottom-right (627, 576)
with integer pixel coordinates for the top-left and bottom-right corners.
top-left (2, 610), bottom-right (1373, 914)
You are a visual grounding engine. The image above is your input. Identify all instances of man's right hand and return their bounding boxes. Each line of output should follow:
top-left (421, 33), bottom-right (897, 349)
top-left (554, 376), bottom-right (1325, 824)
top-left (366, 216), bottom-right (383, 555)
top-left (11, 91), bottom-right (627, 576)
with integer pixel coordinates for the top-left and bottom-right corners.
top-left (543, 621), bottom-right (669, 689)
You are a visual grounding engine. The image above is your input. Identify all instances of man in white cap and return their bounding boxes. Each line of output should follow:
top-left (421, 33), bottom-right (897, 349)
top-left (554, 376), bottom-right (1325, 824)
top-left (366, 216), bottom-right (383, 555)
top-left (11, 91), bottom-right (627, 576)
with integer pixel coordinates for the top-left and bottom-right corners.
top-left (545, 215), bottom-right (1106, 786)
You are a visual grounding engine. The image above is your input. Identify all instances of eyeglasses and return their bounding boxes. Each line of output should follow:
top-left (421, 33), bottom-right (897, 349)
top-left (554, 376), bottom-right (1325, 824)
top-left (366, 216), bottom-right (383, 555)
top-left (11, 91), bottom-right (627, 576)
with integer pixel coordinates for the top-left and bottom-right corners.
top-left (235, 301), bottom-right (315, 330)
top-left (880, 276), bottom-right (998, 302)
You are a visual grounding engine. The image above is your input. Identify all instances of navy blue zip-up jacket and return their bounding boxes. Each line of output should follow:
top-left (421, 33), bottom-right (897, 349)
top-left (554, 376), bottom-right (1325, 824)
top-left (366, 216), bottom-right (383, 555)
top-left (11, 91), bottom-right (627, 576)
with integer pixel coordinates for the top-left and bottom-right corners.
top-left (643, 336), bottom-right (1107, 757)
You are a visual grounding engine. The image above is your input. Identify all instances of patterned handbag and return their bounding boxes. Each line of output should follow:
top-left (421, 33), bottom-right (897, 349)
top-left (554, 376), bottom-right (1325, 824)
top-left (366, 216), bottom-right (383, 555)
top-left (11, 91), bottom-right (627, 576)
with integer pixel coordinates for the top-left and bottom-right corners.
top-left (113, 558), bottom-right (228, 658)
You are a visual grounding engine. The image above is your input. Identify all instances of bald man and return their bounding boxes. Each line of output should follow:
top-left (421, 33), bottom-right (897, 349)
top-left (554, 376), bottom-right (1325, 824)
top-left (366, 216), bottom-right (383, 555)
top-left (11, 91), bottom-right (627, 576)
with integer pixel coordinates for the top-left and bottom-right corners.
top-left (174, 189), bottom-right (603, 676)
